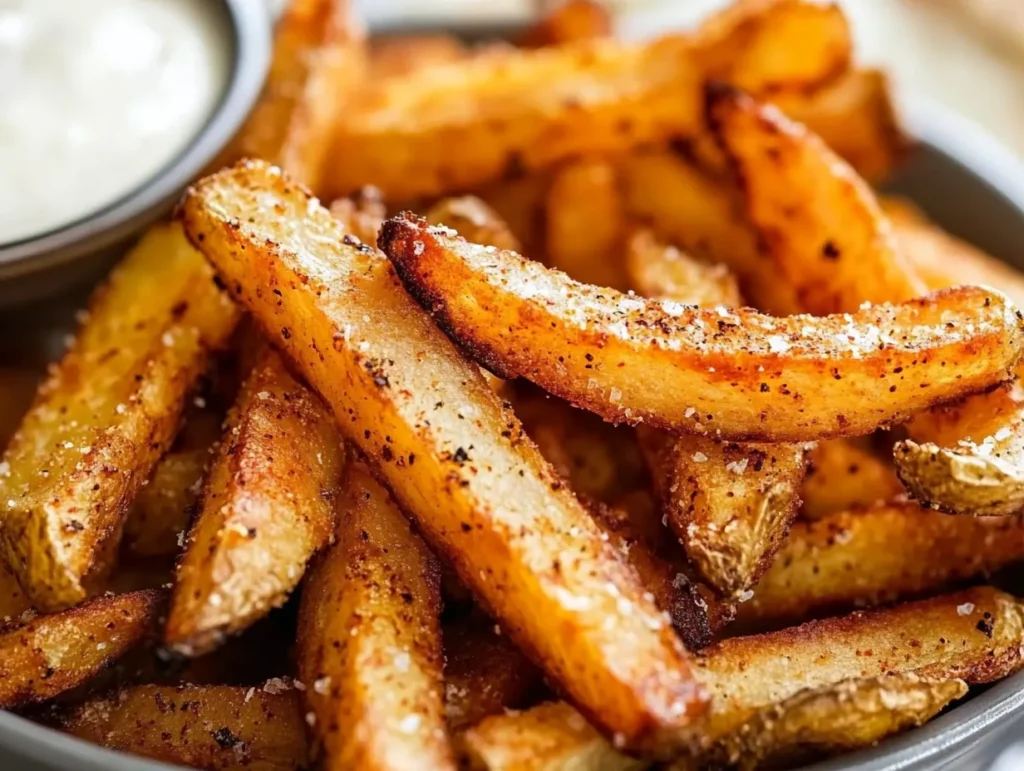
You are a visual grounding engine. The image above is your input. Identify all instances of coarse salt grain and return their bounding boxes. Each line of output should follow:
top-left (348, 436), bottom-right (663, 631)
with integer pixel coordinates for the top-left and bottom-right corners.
top-left (398, 714), bottom-right (421, 734)
top-left (692, 452), bottom-right (708, 463)
top-left (957, 603), bottom-right (975, 616)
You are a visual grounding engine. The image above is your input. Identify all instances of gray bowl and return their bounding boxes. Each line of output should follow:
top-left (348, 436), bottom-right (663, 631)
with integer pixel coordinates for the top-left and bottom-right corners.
top-left (1, 99), bottom-right (1024, 770)
top-left (0, 0), bottom-right (272, 308)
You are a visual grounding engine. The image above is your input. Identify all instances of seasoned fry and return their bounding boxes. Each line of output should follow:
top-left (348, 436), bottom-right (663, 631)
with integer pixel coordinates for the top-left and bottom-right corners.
top-left (181, 161), bottom-right (707, 756)
top-left (381, 213), bottom-right (1024, 441)
top-left (166, 345), bottom-right (346, 656)
top-left (519, 0), bottom-right (613, 48)
top-left (474, 174), bottom-right (549, 259)
top-left (427, 196), bottom-right (522, 253)
top-left (444, 616), bottom-right (541, 730)
top-left (296, 462), bottom-right (452, 770)
top-left (329, 185), bottom-right (386, 244)
top-left (324, 0), bottom-right (850, 199)
top-left (707, 83), bottom-right (925, 316)
top-left (220, 0), bottom-right (366, 191)
top-left (369, 34), bottom-right (468, 80)
top-left (625, 228), bottom-right (742, 309)
top-left (545, 158), bottom-right (629, 289)
top-left (0, 589), bottom-right (160, 708)
top-left (801, 439), bottom-right (903, 519)
top-left (0, 561), bottom-right (30, 623)
top-left (698, 586), bottom-right (1024, 741)
top-left (457, 701), bottom-right (645, 771)
top-left (123, 448), bottom-right (207, 558)
top-left (0, 224), bottom-right (238, 611)
top-left (61, 684), bottom-right (308, 771)
top-left (741, 504), bottom-right (1024, 625)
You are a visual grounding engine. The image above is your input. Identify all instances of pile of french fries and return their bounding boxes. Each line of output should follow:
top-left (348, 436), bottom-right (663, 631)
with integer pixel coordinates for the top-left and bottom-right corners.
top-left (3, 0), bottom-right (1024, 769)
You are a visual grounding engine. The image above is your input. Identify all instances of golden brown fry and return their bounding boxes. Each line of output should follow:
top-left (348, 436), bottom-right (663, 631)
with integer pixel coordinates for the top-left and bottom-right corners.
top-left (181, 161), bottom-right (707, 756)
top-left (0, 561), bottom-right (30, 623)
top-left (742, 504), bottom-right (1024, 625)
top-left (801, 439), bottom-right (903, 519)
top-left (0, 225), bottom-right (237, 611)
top-left (545, 158), bottom-right (629, 290)
top-left (699, 586), bottom-right (1024, 741)
top-left (221, 0), bottom-right (366, 191)
top-left (329, 185), bottom-right (387, 244)
top-left (427, 196), bottom-right (522, 253)
top-left (625, 228), bottom-right (742, 308)
top-left (0, 369), bottom-right (38, 450)
top-left (62, 684), bottom-right (308, 771)
top-left (444, 616), bottom-right (541, 730)
top-left (324, 0), bottom-right (850, 199)
top-left (474, 174), bottom-right (549, 260)
top-left (166, 345), bottom-right (346, 657)
top-left (381, 213), bottom-right (1024, 441)
top-left (457, 701), bottom-right (645, 771)
top-left (369, 34), bottom-right (468, 80)
top-left (0, 589), bottom-right (159, 708)
top-left (296, 462), bottom-right (452, 770)
top-left (707, 83), bottom-right (925, 316)
top-left (519, 0), bottom-right (613, 48)
top-left (123, 448), bottom-right (208, 558)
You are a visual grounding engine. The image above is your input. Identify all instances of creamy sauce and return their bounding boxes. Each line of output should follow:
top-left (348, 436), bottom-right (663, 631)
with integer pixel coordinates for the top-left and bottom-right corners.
top-left (0, 0), bottom-right (230, 243)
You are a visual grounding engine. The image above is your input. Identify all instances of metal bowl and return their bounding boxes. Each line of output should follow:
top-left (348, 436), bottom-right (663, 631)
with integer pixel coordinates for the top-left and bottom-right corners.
top-left (0, 0), bottom-right (272, 308)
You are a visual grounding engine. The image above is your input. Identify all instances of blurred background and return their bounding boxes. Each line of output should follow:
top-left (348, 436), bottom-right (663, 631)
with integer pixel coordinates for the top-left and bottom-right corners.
top-left (348, 0), bottom-right (1024, 158)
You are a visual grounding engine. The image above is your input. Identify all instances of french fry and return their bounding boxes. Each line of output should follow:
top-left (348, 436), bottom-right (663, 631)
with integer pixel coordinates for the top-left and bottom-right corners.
top-left (323, 0), bottom-right (851, 199)
top-left (444, 616), bottom-right (541, 730)
top-left (519, 0), bottom-right (614, 48)
top-left (369, 34), bottom-right (468, 80)
top-left (122, 447), bottom-right (208, 558)
top-left (296, 462), bottom-right (452, 770)
top-left (474, 174), bottom-right (549, 260)
top-left (0, 589), bottom-right (160, 708)
top-left (0, 561), bottom-right (30, 623)
top-left (801, 439), bottom-right (903, 519)
top-left (381, 213), bottom-right (1024, 441)
top-left (0, 224), bottom-right (238, 611)
top-left (698, 586), bottom-right (1024, 741)
top-left (61, 684), bottom-right (308, 771)
top-left (545, 158), bottom-right (629, 290)
top-left (179, 160), bottom-right (707, 755)
top-left (625, 228), bottom-right (742, 309)
top-left (427, 196), bottom-right (523, 253)
top-left (741, 504), bottom-right (1024, 625)
top-left (329, 185), bottom-right (387, 244)
top-left (166, 345), bottom-right (347, 656)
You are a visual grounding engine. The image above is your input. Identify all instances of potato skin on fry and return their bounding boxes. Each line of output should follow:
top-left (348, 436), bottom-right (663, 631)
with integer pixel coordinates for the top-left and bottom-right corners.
top-left (61, 684), bottom-right (308, 771)
top-left (0, 224), bottom-right (238, 612)
top-left (380, 213), bottom-right (1024, 442)
top-left (166, 345), bottom-right (346, 657)
top-left (0, 589), bottom-right (160, 708)
top-left (180, 160), bottom-right (707, 756)
top-left (296, 462), bottom-right (452, 770)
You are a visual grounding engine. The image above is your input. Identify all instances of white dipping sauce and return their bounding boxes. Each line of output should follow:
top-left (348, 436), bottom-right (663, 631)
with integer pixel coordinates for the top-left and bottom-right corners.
top-left (0, 0), bottom-right (229, 244)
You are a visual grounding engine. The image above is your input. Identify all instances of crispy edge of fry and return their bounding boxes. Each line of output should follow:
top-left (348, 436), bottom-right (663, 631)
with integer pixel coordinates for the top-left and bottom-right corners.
top-left (61, 684), bottom-right (308, 771)
top-left (0, 224), bottom-right (238, 611)
top-left (457, 701), bottom-right (646, 771)
top-left (427, 196), bottom-right (523, 254)
top-left (380, 212), bottom-right (1024, 442)
top-left (166, 345), bottom-right (346, 656)
top-left (697, 586), bottom-right (1024, 742)
top-left (741, 503), bottom-right (1024, 626)
top-left (180, 160), bottom-right (708, 755)
top-left (545, 158), bottom-right (630, 290)
top-left (518, 0), bottom-right (613, 48)
top-left (296, 462), bottom-right (453, 770)
top-left (444, 616), bottom-right (541, 731)
top-left (625, 228), bottom-right (742, 309)
top-left (0, 589), bottom-right (160, 708)
top-left (801, 439), bottom-right (903, 520)
top-left (706, 82), bottom-right (925, 316)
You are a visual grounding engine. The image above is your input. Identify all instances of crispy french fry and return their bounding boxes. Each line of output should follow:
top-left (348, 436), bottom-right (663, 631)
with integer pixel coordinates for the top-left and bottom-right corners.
top-left (166, 345), bottom-right (346, 656)
top-left (329, 185), bottom-right (387, 244)
top-left (545, 158), bottom-right (629, 290)
top-left (801, 439), bottom-right (903, 519)
top-left (0, 225), bottom-right (238, 611)
top-left (180, 161), bottom-right (706, 756)
top-left (296, 462), bottom-right (452, 770)
top-left (742, 504), bottom-right (1024, 625)
top-left (369, 34), bottom-right (468, 80)
top-left (323, 0), bottom-right (850, 199)
top-left (457, 701), bottom-right (645, 771)
top-left (427, 196), bottom-right (523, 253)
top-left (706, 83), bottom-right (925, 316)
top-left (625, 228), bottom-right (742, 308)
top-left (381, 213), bottom-right (1024, 442)
top-left (62, 684), bottom-right (308, 771)
top-left (0, 589), bottom-right (160, 708)
top-left (699, 586), bottom-right (1024, 741)
top-left (444, 616), bottom-right (541, 730)
top-left (519, 0), bottom-right (614, 48)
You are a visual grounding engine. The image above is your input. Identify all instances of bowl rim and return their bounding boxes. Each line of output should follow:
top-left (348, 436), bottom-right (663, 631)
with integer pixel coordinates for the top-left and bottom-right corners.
top-left (0, 0), bottom-right (273, 280)
top-left (1, 99), bottom-right (1024, 771)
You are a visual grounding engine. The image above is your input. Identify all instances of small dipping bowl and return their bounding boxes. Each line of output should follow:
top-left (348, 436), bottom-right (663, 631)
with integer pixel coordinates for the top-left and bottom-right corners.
top-left (0, 0), bottom-right (272, 308)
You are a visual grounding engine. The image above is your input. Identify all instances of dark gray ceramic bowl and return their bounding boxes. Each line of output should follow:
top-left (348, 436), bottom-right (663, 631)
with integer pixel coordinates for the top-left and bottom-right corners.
top-left (0, 98), bottom-right (1023, 770)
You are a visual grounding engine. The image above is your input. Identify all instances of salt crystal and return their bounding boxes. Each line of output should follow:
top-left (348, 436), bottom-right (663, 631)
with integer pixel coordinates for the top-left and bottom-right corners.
top-left (692, 452), bottom-right (708, 463)
top-left (957, 603), bottom-right (975, 616)
top-left (394, 652), bottom-right (411, 673)
top-left (398, 714), bottom-right (421, 734)
top-left (725, 458), bottom-right (748, 474)
top-left (313, 677), bottom-right (331, 695)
